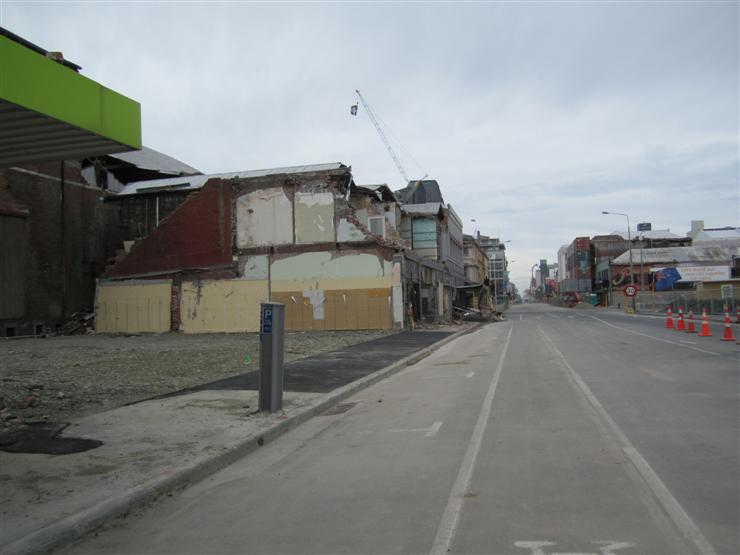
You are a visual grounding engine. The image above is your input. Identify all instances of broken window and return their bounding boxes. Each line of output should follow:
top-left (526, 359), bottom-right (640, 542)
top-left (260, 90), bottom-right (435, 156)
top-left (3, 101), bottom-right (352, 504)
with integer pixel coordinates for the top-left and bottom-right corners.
top-left (368, 216), bottom-right (385, 238)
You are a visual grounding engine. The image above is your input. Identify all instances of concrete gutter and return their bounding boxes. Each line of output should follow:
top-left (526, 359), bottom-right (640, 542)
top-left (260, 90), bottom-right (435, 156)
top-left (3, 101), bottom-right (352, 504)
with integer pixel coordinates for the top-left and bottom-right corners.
top-left (2, 324), bottom-right (479, 555)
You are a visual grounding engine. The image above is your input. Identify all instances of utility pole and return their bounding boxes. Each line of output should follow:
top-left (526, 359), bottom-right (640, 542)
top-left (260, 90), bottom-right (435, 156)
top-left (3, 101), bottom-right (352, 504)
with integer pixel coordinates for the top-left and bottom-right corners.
top-left (602, 211), bottom-right (636, 312)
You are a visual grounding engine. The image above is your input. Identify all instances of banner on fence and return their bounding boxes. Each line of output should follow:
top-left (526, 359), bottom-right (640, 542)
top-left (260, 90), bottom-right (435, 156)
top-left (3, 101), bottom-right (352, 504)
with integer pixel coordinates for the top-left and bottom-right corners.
top-left (652, 265), bottom-right (730, 290)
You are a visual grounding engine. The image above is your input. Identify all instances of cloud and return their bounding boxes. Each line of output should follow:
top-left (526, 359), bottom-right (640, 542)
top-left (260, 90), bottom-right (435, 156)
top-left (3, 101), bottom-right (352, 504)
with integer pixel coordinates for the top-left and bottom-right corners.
top-left (3, 1), bottom-right (737, 294)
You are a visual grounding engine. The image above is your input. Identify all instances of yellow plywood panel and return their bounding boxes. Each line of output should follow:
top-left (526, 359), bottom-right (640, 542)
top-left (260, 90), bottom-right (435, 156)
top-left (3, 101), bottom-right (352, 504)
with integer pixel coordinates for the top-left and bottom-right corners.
top-left (96, 281), bottom-right (171, 333)
top-left (180, 279), bottom-right (268, 333)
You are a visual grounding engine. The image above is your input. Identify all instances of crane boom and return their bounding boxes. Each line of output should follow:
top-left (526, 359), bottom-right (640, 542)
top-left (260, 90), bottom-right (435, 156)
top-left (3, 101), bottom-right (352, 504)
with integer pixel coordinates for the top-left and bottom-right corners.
top-left (355, 89), bottom-right (409, 184)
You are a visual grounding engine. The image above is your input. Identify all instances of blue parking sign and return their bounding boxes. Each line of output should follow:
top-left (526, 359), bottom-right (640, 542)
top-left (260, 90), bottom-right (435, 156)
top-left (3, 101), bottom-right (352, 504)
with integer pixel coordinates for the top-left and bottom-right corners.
top-left (261, 307), bottom-right (273, 334)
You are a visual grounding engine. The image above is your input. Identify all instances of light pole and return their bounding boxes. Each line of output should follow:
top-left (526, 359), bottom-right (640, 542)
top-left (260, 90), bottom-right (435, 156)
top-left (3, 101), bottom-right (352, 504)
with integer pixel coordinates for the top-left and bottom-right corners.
top-left (530, 263), bottom-right (538, 303)
top-left (602, 211), bottom-right (635, 312)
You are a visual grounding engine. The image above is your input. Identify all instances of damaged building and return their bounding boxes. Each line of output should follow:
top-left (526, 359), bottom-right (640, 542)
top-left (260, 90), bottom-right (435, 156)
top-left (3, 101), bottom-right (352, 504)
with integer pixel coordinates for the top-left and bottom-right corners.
top-left (96, 163), bottom-right (408, 333)
top-left (394, 180), bottom-right (466, 323)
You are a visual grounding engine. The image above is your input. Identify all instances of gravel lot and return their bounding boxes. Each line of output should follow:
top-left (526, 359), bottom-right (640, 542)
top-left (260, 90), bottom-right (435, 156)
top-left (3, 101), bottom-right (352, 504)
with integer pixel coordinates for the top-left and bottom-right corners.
top-left (0, 330), bottom-right (391, 428)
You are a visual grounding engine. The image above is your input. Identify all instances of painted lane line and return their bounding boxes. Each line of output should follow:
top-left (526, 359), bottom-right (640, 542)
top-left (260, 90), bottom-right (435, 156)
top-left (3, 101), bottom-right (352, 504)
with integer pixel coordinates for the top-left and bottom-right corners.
top-left (590, 316), bottom-right (719, 356)
top-left (430, 326), bottom-right (514, 555)
top-left (386, 421), bottom-right (444, 437)
top-left (538, 327), bottom-right (718, 555)
top-left (425, 421), bottom-right (443, 437)
top-left (421, 372), bottom-right (475, 380)
top-left (520, 314), bottom-right (524, 321)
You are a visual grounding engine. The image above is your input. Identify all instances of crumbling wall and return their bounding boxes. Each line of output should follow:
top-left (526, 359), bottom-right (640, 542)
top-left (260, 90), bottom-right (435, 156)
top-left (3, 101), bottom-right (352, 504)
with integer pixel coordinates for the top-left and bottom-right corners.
top-left (0, 161), bottom-right (122, 335)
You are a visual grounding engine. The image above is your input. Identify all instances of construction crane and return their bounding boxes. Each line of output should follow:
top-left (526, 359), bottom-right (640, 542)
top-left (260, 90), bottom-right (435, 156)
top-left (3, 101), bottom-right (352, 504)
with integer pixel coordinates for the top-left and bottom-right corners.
top-left (352, 89), bottom-right (410, 184)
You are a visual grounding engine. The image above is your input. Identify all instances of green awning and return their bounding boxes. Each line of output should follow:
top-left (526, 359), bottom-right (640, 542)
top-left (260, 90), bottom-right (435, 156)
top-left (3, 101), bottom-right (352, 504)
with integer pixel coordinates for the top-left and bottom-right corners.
top-left (0, 33), bottom-right (142, 167)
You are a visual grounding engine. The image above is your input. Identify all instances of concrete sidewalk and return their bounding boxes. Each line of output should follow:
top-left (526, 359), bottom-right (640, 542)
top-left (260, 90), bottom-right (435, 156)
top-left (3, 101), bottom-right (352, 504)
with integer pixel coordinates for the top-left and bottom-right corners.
top-left (0, 326), bottom-right (474, 555)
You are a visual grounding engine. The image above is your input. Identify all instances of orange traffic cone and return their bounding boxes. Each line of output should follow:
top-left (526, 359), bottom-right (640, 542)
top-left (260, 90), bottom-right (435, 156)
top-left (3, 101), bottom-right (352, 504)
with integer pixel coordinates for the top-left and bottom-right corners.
top-left (665, 307), bottom-right (674, 329)
top-left (686, 309), bottom-right (696, 333)
top-left (676, 308), bottom-right (685, 331)
top-left (698, 308), bottom-right (712, 337)
top-left (721, 310), bottom-right (736, 342)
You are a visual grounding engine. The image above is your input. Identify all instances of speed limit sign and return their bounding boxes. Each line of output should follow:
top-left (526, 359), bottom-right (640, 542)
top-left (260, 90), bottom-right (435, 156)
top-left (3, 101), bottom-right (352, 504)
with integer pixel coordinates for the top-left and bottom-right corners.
top-left (623, 284), bottom-right (638, 297)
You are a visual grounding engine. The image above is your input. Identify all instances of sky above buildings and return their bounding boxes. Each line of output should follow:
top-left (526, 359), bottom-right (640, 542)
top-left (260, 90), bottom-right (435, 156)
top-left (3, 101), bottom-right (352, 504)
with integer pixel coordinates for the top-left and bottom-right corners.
top-left (3, 1), bottom-right (738, 292)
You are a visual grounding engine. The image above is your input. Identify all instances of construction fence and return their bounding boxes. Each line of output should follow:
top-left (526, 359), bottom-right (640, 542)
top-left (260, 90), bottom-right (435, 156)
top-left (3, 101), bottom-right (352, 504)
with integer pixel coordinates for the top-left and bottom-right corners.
top-left (611, 289), bottom-right (739, 315)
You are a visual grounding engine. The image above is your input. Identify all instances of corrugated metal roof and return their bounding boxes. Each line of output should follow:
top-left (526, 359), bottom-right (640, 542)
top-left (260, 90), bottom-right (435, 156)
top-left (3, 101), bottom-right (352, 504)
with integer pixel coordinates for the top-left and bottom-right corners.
top-left (611, 246), bottom-right (737, 265)
top-left (117, 162), bottom-right (347, 196)
top-left (694, 228), bottom-right (740, 240)
top-left (109, 146), bottom-right (201, 176)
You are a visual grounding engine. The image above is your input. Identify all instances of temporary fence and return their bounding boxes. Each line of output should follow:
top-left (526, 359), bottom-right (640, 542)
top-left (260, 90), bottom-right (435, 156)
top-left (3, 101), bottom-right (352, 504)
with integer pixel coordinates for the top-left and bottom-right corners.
top-left (611, 289), bottom-right (739, 316)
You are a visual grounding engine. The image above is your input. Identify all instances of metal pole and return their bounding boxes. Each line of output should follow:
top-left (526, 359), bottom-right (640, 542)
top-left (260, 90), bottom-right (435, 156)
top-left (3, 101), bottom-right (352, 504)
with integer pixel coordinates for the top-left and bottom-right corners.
top-left (259, 302), bottom-right (285, 412)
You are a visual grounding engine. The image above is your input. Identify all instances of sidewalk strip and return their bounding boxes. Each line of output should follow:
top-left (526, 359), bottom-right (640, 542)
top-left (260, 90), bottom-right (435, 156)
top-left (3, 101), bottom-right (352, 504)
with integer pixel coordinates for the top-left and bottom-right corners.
top-left (2, 325), bottom-right (479, 555)
top-left (539, 327), bottom-right (718, 555)
top-left (430, 325), bottom-right (513, 555)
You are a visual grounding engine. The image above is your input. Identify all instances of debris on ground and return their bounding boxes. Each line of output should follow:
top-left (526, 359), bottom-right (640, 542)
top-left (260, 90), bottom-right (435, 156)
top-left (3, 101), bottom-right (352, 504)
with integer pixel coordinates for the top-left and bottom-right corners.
top-left (0, 330), bottom-right (391, 428)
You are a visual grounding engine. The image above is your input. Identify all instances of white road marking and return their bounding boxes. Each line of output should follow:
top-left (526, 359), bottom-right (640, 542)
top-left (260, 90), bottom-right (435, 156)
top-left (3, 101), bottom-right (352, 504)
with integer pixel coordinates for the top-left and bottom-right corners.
top-left (547, 313), bottom-right (559, 319)
top-left (430, 326), bottom-right (513, 555)
top-left (387, 421), bottom-right (443, 437)
top-left (421, 372), bottom-right (475, 380)
top-left (514, 541), bottom-right (556, 555)
top-left (520, 314), bottom-right (524, 321)
top-left (425, 421), bottom-right (443, 437)
top-left (514, 540), bottom-right (634, 555)
top-left (539, 327), bottom-right (718, 555)
top-left (590, 315), bottom-right (719, 356)
top-left (594, 541), bottom-right (636, 555)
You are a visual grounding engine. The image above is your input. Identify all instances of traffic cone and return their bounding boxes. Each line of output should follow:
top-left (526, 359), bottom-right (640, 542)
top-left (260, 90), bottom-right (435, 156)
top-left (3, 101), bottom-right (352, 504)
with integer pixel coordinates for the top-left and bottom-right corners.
top-left (721, 310), bottom-right (736, 342)
top-left (665, 307), bottom-right (674, 329)
top-left (698, 308), bottom-right (712, 337)
top-left (686, 309), bottom-right (696, 333)
top-left (676, 308), bottom-right (685, 331)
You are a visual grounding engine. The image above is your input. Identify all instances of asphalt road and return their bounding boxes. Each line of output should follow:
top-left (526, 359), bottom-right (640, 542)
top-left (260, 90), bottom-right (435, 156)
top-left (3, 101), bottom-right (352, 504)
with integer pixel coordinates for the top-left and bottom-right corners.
top-left (65, 305), bottom-right (739, 555)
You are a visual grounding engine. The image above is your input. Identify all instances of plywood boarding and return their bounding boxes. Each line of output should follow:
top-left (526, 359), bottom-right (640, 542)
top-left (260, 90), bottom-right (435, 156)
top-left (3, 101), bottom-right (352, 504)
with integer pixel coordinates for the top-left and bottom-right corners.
top-left (275, 288), bottom-right (392, 331)
top-left (180, 279), bottom-right (268, 333)
top-left (96, 281), bottom-right (171, 333)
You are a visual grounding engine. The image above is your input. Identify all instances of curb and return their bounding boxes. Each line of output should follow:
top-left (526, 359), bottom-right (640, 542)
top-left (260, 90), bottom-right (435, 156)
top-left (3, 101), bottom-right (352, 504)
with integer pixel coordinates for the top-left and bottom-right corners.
top-left (2, 324), bottom-right (480, 555)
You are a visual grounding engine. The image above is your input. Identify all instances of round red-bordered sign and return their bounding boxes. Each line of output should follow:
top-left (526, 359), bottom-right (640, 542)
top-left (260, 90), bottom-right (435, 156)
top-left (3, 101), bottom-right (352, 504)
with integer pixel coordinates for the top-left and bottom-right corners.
top-left (623, 284), bottom-right (638, 297)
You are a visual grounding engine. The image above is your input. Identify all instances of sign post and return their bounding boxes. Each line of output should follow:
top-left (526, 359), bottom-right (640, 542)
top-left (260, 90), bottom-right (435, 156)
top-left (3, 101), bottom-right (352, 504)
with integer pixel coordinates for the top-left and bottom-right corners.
top-left (259, 302), bottom-right (285, 412)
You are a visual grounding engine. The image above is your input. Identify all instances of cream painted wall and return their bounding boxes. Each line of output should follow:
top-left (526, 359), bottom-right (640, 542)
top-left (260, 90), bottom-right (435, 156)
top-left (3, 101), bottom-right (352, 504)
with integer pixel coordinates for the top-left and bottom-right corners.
top-left (235, 188), bottom-right (293, 248)
top-left (180, 279), bottom-right (269, 333)
top-left (96, 280), bottom-right (171, 333)
top-left (270, 251), bottom-right (391, 293)
top-left (294, 191), bottom-right (335, 244)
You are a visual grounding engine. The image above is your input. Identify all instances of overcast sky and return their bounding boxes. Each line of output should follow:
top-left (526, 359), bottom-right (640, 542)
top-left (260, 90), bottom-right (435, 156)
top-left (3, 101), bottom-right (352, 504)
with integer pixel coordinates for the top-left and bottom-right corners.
top-left (3, 1), bottom-right (738, 292)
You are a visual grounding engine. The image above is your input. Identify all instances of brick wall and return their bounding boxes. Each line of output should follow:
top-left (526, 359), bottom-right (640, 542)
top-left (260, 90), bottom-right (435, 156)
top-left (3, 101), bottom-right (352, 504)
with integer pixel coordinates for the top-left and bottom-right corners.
top-left (0, 161), bottom-right (122, 333)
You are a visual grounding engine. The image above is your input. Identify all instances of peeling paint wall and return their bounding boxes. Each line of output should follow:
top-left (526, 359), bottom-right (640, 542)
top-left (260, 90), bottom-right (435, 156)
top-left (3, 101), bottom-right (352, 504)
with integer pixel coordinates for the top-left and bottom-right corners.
top-left (294, 191), bottom-right (334, 244)
top-left (271, 251), bottom-right (392, 291)
top-left (180, 279), bottom-right (269, 333)
top-left (96, 280), bottom-right (172, 333)
top-left (239, 255), bottom-right (269, 280)
top-left (235, 188), bottom-right (293, 248)
top-left (270, 251), bottom-right (393, 330)
top-left (337, 218), bottom-right (366, 242)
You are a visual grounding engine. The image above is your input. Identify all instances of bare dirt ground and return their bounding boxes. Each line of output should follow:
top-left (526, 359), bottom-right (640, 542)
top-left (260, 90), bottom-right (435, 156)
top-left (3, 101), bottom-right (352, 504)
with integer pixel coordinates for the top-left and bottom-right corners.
top-left (0, 330), bottom-right (391, 428)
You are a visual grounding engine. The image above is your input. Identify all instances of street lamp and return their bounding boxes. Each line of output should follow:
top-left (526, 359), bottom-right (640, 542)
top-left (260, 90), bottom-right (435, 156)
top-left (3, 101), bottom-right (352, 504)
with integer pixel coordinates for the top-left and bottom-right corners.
top-left (602, 211), bottom-right (635, 311)
top-left (530, 263), bottom-right (538, 302)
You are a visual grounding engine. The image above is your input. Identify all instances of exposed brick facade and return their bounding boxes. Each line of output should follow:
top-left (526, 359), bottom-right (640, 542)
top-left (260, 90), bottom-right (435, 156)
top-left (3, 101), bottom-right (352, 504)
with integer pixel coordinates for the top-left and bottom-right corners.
top-left (0, 162), bottom-right (123, 335)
